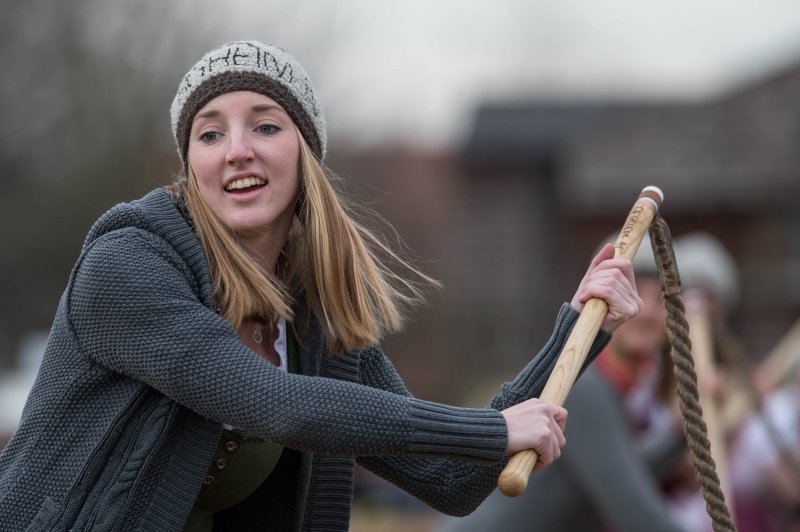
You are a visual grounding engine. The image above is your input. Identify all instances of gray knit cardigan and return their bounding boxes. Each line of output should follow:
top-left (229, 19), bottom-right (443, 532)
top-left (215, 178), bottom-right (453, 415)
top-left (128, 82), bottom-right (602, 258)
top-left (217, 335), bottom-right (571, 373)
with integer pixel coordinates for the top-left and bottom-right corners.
top-left (0, 188), bottom-right (609, 531)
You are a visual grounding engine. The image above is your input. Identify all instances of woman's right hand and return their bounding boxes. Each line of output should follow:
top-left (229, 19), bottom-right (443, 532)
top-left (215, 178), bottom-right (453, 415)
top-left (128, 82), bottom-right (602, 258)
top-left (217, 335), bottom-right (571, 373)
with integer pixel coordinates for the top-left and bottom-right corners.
top-left (501, 398), bottom-right (568, 470)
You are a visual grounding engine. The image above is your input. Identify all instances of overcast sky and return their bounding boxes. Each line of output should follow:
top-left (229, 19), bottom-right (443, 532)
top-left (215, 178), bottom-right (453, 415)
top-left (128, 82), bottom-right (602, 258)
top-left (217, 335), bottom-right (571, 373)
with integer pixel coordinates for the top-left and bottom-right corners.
top-left (156, 0), bottom-right (800, 147)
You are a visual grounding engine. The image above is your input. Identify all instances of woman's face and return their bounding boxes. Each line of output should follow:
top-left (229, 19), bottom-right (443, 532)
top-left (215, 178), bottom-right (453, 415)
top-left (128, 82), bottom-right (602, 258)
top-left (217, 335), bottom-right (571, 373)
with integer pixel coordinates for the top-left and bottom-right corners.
top-left (187, 91), bottom-right (300, 240)
top-left (612, 276), bottom-right (667, 359)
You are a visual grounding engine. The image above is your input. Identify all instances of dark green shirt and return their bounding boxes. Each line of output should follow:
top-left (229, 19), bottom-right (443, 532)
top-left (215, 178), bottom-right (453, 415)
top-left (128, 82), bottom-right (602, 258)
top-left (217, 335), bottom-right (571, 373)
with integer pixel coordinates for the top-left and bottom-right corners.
top-left (184, 326), bottom-right (301, 532)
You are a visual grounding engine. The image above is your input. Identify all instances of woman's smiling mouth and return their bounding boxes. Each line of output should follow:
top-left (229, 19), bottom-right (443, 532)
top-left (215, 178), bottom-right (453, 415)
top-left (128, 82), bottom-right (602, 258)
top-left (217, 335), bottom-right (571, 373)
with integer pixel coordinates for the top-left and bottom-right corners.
top-left (225, 176), bottom-right (267, 192)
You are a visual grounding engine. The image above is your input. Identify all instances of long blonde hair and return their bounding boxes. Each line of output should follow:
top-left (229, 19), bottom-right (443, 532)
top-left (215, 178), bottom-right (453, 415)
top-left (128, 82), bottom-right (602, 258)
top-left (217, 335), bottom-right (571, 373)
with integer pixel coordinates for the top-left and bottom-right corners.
top-left (177, 129), bottom-right (438, 353)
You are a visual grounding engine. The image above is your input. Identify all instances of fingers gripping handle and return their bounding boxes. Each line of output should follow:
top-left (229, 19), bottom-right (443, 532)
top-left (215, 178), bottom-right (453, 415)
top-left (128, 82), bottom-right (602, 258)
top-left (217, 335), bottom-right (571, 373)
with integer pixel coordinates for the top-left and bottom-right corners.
top-left (497, 301), bottom-right (607, 496)
top-left (497, 186), bottom-right (663, 497)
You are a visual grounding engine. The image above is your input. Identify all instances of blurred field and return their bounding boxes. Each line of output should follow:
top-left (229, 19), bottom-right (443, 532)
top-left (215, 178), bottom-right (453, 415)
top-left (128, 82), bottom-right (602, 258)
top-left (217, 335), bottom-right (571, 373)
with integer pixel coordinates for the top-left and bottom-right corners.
top-left (350, 506), bottom-right (439, 532)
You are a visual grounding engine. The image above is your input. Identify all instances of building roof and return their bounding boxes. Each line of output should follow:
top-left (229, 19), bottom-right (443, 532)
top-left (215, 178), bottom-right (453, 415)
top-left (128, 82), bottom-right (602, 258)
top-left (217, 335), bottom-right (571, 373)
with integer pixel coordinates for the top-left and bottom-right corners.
top-left (463, 60), bottom-right (800, 214)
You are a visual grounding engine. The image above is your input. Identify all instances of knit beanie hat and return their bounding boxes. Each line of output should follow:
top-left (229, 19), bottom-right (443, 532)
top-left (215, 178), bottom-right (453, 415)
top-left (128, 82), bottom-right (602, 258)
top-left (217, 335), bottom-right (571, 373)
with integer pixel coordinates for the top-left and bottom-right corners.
top-left (170, 40), bottom-right (326, 168)
top-left (673, 232), bottom-right (739, 307)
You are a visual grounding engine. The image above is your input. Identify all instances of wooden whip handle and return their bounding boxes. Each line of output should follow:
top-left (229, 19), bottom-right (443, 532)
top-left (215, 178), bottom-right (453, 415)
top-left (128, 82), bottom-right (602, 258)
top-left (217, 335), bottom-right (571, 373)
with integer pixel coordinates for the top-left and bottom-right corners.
top-left (497, 186), bottom-right (663, 497)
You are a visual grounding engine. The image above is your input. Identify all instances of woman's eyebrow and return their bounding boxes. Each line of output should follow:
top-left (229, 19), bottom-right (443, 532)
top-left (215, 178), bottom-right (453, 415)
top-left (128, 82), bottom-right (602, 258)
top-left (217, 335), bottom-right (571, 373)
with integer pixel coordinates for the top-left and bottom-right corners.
top-left (252, 104), bottom-right (286, 115)
top-left (194, 109), bottom-right (220, 121)
top-left (193, 104), bottom-right (286, 125)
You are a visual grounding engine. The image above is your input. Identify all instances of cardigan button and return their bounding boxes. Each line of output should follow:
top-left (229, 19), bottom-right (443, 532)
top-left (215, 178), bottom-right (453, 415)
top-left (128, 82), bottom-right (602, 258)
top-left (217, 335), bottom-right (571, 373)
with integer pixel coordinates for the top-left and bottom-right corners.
top-left (224, 440), bottom-right (239, 453)
top-left (216, 458), bottom-right (228, 470)
top-left (202, 475), bottom-right (215, 488)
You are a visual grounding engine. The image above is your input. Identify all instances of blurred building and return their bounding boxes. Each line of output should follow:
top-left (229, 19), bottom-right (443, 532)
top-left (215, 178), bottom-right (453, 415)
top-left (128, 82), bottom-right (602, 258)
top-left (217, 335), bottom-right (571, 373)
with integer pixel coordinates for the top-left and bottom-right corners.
top-left (462, 59), bottom-right (800, 364)
top-left (331, 57), bottom-right (800, 405)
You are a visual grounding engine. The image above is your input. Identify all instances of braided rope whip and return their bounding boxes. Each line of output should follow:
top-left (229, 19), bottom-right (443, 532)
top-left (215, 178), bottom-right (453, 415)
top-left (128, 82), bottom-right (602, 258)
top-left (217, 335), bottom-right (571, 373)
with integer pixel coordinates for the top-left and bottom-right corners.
top-left (649, 215), bottom-right (737, 532)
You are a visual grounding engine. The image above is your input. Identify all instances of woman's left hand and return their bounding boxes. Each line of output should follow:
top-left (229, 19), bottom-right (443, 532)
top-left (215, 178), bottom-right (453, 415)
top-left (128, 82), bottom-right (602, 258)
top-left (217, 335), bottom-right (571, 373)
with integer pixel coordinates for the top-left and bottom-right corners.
top-left (570, 243), bottom-right (642, 333)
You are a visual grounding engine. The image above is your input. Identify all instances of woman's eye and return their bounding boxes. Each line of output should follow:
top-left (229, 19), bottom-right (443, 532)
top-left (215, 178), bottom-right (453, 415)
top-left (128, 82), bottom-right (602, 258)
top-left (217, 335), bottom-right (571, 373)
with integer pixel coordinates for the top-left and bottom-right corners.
top-left (258, 124), bottom-right (280, 135)
top-left (199, 131), bottom-right (220, 143)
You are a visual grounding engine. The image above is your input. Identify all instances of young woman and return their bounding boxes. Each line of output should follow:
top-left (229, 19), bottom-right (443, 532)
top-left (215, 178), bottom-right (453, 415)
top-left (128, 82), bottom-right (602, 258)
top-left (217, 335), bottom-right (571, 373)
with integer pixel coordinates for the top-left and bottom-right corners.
top-left (0, 40), bottom-right (641, 532)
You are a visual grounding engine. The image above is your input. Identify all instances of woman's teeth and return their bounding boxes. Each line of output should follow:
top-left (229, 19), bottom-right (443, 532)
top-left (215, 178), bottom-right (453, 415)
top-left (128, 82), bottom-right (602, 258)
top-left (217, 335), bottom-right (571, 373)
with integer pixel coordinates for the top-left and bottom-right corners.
top-left (225, 176), bottom-right (266, 191)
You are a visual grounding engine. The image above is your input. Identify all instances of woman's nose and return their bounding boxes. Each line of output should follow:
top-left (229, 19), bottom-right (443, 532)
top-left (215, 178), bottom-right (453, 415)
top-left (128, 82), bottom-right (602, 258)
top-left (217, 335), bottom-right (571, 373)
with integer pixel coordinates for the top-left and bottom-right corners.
top-left (226, 133), bottom-right (255, 166)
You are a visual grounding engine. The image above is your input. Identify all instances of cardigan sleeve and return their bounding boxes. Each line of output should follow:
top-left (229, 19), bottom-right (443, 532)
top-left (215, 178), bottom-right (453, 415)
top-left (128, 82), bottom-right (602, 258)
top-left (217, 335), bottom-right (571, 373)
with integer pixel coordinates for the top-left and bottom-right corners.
top-left (488, 304), bottom-right (611, 411)
top-left (66, 228), bottom-right (507, 462)
top-left (356, 305), bottom-right (611, 516)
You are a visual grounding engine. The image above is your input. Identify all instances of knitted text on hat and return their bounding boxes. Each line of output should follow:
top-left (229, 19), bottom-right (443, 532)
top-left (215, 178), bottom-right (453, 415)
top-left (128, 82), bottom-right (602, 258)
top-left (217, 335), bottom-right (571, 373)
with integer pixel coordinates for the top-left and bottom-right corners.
top-left (170, 40), bottom-right (327, 167)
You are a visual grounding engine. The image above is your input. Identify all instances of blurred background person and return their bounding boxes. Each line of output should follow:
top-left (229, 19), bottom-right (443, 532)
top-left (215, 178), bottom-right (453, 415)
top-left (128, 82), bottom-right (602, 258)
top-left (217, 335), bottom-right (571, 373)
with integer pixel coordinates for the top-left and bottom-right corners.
top-left (730, 313), bottom-right (800, 531)
top-left (656, 231), bottom-right (800, 532)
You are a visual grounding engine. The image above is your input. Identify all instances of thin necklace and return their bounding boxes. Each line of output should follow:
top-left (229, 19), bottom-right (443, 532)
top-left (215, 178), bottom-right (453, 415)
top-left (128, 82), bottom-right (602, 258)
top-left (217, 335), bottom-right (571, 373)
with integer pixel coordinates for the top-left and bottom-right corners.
top-left (253, 328), bottom-right (263, 344)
